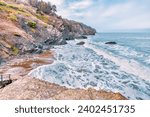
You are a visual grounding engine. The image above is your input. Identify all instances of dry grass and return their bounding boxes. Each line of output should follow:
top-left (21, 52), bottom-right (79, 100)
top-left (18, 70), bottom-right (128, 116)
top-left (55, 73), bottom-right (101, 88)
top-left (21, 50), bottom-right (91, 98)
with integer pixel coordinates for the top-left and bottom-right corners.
top-left (0, 1), bottom-right (32, 20)
top-left (35, 13), bottom-right (50, 24)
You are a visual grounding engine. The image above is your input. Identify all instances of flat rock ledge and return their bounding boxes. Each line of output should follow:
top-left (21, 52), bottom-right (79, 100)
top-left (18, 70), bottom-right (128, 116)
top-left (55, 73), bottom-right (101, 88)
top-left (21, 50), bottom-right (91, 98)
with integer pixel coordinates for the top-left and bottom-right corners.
top-left (0, 77), bottom-right (127, 100)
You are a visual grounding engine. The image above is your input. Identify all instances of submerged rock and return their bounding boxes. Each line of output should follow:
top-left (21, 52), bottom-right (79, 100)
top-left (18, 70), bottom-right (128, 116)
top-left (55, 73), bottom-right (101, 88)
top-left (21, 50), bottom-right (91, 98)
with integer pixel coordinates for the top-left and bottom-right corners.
top-left (105, 42), bottom-right (117, 45)
top-left (76, 41), bottom-right (85, 45)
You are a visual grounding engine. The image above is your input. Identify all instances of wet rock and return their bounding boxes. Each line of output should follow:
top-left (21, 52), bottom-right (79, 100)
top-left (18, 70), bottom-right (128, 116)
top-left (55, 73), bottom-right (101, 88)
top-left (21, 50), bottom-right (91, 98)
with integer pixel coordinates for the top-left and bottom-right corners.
top-left (44, 37), bottom-right (67, 45)
top-left (34, 49), bottom-right (43, 54)
top-left (23, 44), bottom-right (43, 54)
top-left (55, 38), bottom-right (67, 45)
top-left (61, 22), bottom-right (74, 41)
top-left (105, 42), bottom-right (117, 45)
top-left (76, 35), bottom-right (87, 39)
top-left (65, 36), bottom-right (74, 40)
top-left (44, 38), bottom-right (56, 45)
top-left (76, 41), bottom-right (85, 45)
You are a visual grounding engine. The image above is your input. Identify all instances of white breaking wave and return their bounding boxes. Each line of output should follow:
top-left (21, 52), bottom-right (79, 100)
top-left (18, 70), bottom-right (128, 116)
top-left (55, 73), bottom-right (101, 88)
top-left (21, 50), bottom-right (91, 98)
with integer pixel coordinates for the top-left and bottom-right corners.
top-left (28, 40), bottom-right (150, 100)
top-left (84, 41), bottom-right (150, 80)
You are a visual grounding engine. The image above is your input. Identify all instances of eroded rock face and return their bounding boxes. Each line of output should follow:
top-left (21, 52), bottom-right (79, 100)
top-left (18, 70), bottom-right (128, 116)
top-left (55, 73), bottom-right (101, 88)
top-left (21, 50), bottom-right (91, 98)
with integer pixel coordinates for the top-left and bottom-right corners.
top-left (0, 77), bottom-right (126, 100)
top-left (0, 16), bottom-right (34, 59)
top-left (63, 19), bottom-right (96, 39)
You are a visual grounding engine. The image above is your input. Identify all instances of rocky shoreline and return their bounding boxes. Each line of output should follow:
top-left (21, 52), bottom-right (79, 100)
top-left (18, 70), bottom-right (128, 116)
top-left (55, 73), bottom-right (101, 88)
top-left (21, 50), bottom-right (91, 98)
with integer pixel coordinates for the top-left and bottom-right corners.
top-left (0, 49), bottom-right (126, 100)
top-left (0, 0), bottom-right (126, 100)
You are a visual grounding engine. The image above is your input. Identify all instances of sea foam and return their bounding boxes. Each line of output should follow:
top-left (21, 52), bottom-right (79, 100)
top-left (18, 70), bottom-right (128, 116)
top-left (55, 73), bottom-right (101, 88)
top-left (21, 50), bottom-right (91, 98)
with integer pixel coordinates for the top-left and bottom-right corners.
top-left (29, 40), bottom-right (150, 100)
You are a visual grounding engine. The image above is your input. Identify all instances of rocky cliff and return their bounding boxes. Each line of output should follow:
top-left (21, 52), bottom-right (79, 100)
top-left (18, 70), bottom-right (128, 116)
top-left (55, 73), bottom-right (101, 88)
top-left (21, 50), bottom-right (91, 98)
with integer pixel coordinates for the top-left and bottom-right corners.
top-left (0, 0), bottom-right (128, 100)
top-left (0, 0), bottom-right (96, 63)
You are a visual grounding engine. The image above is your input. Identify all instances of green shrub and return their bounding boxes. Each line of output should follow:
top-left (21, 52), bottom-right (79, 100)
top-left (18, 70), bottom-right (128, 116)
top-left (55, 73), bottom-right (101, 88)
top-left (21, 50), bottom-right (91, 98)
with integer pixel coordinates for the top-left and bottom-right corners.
top-left (27, 21), bottom-right (37, 28)
top-left (35, 14), bottom-right (49, 24)
top-left (18, 7), bottom-right (25, 12)
top-left (0, 2), bottom-right (7, 6)
top-left (29, 0), bottom-right (57, 14)
top-left (11, 46), bottom-right (19, 55)
top-left (7, 4), bottom-right (19, 10)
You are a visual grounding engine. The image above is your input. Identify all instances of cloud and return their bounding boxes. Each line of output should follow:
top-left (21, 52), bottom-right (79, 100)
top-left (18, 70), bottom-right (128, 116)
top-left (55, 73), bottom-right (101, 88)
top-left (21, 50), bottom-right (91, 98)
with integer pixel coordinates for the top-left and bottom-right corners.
top-left (97, 1), bottom-right (150, 31)
top-left (42, 0), bottom-right (150, 32)
top-left (69, 0), bottom-right (93, 10)
top-left (44, 0), bottom-right (64, 6)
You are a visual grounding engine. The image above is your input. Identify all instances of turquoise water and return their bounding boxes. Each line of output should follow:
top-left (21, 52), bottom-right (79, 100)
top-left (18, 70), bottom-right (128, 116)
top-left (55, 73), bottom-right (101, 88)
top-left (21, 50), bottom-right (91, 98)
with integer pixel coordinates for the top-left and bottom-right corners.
top-left (29, 32), bottom-right (150, 100)
top-left (89, 33), bottom-right (150, 68)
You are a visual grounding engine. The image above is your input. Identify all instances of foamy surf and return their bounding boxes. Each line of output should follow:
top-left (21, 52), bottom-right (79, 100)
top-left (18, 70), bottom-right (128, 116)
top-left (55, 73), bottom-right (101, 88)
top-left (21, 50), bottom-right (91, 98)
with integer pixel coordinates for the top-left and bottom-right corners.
top-left (84, 42), bottom-right (150, 80)
top-left (28, 39), bottom-right (150, 100)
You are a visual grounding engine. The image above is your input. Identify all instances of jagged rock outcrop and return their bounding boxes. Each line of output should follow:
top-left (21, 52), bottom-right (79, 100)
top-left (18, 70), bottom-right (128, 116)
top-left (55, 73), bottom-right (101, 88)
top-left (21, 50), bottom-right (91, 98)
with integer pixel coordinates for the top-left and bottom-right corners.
top-left (63, 19), bottom-right (96, 38)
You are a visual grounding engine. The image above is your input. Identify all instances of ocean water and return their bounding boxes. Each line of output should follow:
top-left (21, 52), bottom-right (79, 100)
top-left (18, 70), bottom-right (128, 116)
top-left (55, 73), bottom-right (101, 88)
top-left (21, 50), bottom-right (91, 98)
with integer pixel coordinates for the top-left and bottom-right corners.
top-left (29, 32), bottom-right (150, 100)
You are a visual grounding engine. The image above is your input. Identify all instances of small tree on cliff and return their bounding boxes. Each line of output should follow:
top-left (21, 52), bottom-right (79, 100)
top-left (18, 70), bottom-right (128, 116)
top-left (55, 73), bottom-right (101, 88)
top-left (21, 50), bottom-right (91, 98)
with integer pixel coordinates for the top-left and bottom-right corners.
top-left (28, 0), bottom-right (38, 7)
top-left (51, 5), bottom-right (57, 13)
top-left (28, 0), bottom-right (57, 15)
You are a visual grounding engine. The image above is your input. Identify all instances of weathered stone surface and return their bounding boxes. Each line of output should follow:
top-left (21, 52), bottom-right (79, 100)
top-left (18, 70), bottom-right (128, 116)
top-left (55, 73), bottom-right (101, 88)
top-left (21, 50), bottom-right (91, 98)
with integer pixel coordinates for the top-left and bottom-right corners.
top-left (0, 77), bottom-right (126, 100)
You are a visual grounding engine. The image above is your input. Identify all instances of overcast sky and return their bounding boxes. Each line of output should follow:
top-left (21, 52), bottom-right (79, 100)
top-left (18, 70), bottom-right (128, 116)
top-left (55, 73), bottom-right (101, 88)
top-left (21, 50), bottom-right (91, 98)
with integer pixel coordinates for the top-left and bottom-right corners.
top-left (43, 0), bottom-right (150, 32)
